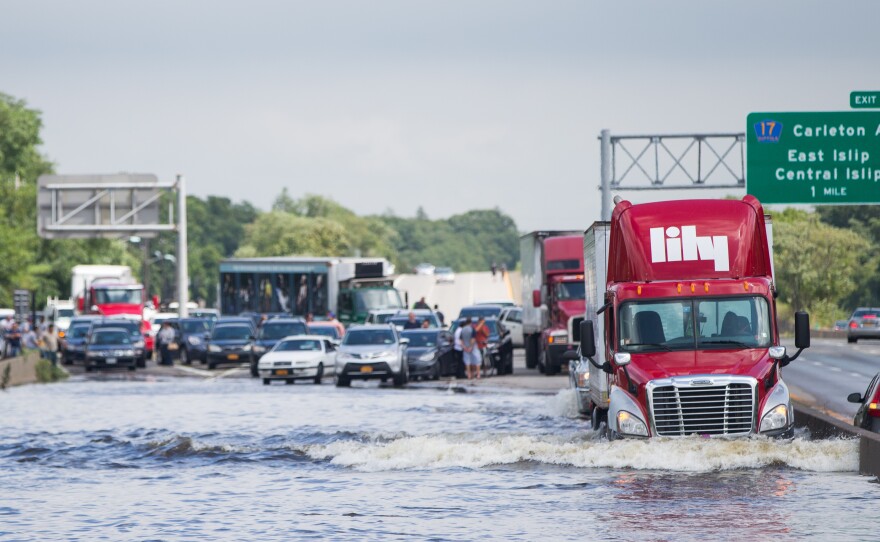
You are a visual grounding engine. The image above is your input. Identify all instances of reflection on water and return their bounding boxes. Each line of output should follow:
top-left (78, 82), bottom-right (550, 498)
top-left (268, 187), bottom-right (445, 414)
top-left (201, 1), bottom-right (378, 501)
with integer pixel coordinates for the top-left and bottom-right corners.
top-left (0, 378), bottom-right (875, 541)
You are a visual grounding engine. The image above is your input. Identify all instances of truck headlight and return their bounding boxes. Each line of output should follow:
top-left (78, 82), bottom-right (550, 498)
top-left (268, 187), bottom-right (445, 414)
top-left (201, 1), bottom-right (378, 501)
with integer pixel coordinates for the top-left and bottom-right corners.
top-left (549, 332), bottom-right (568, 344)
top-left (208, 344), bottom-right (221, 353)
top-left (760, 404), bottom-right (789, 433)
top-left (617, 411), bottom-right (649, 437)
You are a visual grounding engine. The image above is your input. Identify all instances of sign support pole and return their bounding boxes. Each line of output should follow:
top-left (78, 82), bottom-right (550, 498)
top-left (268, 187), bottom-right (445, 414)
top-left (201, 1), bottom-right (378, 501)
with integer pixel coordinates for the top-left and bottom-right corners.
top-left (176, 175), bottom-right (189, 318)
top-left (600, 129), bottom-right (612, 221)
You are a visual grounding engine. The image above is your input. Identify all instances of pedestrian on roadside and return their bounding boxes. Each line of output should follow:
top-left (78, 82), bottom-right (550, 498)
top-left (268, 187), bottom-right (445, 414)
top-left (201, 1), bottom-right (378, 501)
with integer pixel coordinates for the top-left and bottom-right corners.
top-left (327, 311), bottom-right (346, 337)
top-left (6, 323), bottom-right (21, 357)
top-left (460, 317), bottom-right (481, 381)
top-left (453, 320), bottom-right (464, 378)
top-left (22, 326), bottom-right (39, 353)
top-left (433, 304), bottom-right (445, 326)
top-left (474, 316), bottom-right (491, 377)
top-left (157, 322), bottom-right (176, 366)
top-left (413, 296), bottom-right (430, 310)
top-left (500, 262), bottom-right (507, 278)
top-left (1, 316), bottom-right (13, 333)
top-left (40, 324), bottom-right (60, 366)
top-left (490, 261), bottom-right (498, 279)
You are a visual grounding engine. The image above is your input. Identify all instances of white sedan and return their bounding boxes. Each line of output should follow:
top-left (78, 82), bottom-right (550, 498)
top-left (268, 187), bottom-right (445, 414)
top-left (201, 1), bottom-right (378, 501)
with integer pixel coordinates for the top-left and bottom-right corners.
top-left (257, 335), bottom-right (337, 385)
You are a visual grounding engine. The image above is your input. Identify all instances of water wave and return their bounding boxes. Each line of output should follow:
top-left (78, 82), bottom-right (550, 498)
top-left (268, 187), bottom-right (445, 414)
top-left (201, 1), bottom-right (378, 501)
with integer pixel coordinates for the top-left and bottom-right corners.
top-left (306, 433), bottom-right (859, 473)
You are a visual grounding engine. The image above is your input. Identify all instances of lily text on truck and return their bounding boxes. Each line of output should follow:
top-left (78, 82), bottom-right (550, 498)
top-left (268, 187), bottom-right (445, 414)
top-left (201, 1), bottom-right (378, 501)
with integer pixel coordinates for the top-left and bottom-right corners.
top-left (570, 196), bottom-right (810, 439)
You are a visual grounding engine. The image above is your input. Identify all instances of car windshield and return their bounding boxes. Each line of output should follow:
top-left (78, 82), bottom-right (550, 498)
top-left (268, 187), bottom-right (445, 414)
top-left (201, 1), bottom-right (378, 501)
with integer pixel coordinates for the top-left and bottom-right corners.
top-left (91, 330), bottom-right (131, 345)
top-left (308, 325), bottom-right (339, 339)
top-left (400, 331), bottom-right (440, 347)
top-left (389, 316), bottom-right (435, 328)
top-left (212, 325), bottom-right (251, 341)
top-left (94, 288), bottom-right (143, 305)
top-left (260, 322), bottom-right (307, 340)
top-left (181, 320), bottom-right (210, 334)
top-left (69, 325), bottom-right (90, 339)
top-left (372, 313), bottom-right (394, 323)
top-left (459, 307), bottom-right (502, 319)
top-left (344, 329), bottom-right (396, 346)
top-left (355, 289), bottom-right (404, 312)
top-left (618, 296), bottom-right (771, 352)
top-left (274, 339), bottom-right (322, 352)
top-left (555, 281), bottom-right (585, 300)
top-left (98, 321), bottom-right (139, 334)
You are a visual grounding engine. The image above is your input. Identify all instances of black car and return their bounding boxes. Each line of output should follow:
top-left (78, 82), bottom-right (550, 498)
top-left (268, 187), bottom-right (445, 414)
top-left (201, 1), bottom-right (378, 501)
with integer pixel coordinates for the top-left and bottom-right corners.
top-left (848, 372), bottom-right (880, 433)
top-left (84, 327), bottom-right (138, 372)
top-left (89, 318), bottom-right (148, 368)
top-left (177, 317), bottom-right (213, 365)
top-left (401, 329), bottom-right (456, 380)
top-left (61, 322), bottom-right (93, 365)
top-left (450, 317), bottom-right (514, 375)
top-left (206, 322), bottom-right (254, 370)
top-left (250, 318), bottom-right (308, 376)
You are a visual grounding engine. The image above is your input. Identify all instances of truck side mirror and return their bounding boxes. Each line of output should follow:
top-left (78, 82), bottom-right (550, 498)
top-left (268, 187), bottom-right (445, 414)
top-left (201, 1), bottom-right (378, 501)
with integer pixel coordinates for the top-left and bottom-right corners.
top-left (532, 290), bottom-right (541, 308)
top-left (580, 320), bottom-right (596, 358)
top-left (794, 311), bottom-right (810, 349)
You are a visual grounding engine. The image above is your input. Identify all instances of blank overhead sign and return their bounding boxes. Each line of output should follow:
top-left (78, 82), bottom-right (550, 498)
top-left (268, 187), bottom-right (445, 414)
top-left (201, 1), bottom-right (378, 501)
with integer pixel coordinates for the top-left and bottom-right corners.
top-left (37, 174), bottom-right (174, 239)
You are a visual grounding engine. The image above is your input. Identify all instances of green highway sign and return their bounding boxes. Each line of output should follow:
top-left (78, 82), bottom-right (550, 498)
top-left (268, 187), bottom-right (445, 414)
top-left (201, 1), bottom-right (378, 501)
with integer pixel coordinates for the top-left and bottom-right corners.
top-left (746, 111), bottom-right (880, 204)
top-left (851, 91), bottom-right (880, 109)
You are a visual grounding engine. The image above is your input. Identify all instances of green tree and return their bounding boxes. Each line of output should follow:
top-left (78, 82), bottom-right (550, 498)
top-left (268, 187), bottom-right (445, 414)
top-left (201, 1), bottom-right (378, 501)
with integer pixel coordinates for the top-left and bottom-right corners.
top-left (236, 212), bottom-right (351, 257)
top-left (773, 208), bottom-right (870, 324)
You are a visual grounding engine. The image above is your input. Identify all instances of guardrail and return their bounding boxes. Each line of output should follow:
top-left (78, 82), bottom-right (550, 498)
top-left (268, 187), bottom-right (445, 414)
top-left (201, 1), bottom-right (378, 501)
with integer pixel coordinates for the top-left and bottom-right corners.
top-left (794, 401), bottom-right (880, 477)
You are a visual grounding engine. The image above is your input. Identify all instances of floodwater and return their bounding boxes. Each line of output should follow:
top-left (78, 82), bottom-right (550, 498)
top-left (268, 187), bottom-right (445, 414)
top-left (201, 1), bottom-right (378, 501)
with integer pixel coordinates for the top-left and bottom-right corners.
top-left (0, 376), bottom-right (876, 541)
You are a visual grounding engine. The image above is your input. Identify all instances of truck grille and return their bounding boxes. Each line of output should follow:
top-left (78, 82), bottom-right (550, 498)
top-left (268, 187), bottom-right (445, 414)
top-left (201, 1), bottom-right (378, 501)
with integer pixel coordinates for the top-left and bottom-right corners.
top-left (569, 316), bottom-right (584, 343)
top-left (650, 382), bottom-right (754, 436)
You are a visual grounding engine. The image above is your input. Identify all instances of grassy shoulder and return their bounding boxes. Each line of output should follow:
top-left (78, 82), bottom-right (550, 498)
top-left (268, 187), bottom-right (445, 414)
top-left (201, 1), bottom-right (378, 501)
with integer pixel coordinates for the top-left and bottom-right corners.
top-left (35, 358), bottom-right (68, 383)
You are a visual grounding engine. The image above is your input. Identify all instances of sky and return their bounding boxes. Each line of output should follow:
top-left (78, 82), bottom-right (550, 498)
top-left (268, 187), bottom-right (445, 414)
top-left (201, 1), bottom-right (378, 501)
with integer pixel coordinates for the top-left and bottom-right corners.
top-left (4, 0), bottom-right (880, 232)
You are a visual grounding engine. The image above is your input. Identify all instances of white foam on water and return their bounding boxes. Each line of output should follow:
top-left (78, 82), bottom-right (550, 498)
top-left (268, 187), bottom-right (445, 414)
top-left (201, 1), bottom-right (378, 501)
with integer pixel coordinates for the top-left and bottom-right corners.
top-left (306, 434), bottom-right (859, 473)
top-left (544, 388), bottom-right (581, 419)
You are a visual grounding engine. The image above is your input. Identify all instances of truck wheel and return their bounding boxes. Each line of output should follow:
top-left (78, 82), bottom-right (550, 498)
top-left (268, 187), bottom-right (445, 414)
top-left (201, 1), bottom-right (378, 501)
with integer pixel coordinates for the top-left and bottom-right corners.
top-left (543, 348), bottom-right (560, 376)
top-left (590, 406), bottom-right (604, 431)
top-left (525, 335), bottom-right (538, 369)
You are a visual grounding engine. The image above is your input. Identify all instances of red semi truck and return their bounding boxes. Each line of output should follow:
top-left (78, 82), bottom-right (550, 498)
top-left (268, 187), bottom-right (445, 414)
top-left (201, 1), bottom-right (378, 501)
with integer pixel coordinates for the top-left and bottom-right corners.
top-left (570, 196), bottom-right (810, 438)
top-left (520, 231), bottom-right (586, 375)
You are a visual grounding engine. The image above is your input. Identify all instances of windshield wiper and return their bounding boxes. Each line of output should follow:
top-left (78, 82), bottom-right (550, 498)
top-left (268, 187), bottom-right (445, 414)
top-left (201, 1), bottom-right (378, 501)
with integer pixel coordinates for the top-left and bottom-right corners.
top-left (626, 342), bottom-right (673, 352)
top-left (701, 339), bottom-right (752, 348)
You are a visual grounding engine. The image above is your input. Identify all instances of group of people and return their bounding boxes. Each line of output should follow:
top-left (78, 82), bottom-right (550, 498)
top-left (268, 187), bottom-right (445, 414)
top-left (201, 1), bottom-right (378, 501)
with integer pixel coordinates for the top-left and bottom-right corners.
top-left (454, 316), bottom-right (492, 381)
top-left (1, 315), bottom-right (60, 365)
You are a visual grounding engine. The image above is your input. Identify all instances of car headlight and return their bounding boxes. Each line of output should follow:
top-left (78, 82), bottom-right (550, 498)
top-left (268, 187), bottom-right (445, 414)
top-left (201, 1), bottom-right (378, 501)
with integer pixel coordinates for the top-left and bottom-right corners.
top-left (187, 336), bottom-right (202, 346)
top-left (760, 404), bottom-right (789, 432)
top-left (418, 351), bottom-right (436, 362)
top-left (208, 344), bottom-right (221, 353)
top-left (133, 341), bottom-right (145, 349)
top-left (240, 344), bottom-right (252, 352)
top-left (337, 352), bottom-right (356, 361)
top-left (487, 342), bottom-right (499, 350)
top-left (253, 345), bottom-right (266, 353)
top-left (376, 350), bottom-right (395, 358)
top-left (122, 350), bottom-right (136, 357)
top-left (617, 410), bottom-right (649, 437)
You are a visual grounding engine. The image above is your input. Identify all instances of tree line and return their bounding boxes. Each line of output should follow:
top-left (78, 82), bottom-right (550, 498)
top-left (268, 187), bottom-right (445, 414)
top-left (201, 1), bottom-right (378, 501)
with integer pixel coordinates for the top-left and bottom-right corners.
top-left (1, 90), bottom-right (874, 326)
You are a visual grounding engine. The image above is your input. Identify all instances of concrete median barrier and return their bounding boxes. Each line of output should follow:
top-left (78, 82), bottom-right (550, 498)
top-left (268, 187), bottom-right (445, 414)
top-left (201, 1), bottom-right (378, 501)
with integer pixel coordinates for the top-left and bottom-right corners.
top-left (0, 351), bottom-right (41, 388)
top-left (795, 401), bottom-right (880, 477)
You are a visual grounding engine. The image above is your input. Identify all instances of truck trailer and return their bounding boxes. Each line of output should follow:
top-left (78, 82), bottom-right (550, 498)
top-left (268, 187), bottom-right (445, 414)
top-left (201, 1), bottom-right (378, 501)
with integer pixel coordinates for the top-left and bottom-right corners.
top-left (570, 196), bottom-right (810, 438)
top-left (520, 231), bottom-right (586, 375)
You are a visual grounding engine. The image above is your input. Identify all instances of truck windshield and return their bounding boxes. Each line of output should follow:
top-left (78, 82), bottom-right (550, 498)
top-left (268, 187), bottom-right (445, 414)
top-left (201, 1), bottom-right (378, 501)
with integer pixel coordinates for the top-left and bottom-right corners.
top-left (94, 288), bottom-right (143, 305)
top-left (555, 282), bottom-right (585, 300)
top-left (57, 308), bottom-right (75, 318)
top-left (354, 289), bottom-right (404, 312)
top-left (618, 296), bottom-right (771, 352)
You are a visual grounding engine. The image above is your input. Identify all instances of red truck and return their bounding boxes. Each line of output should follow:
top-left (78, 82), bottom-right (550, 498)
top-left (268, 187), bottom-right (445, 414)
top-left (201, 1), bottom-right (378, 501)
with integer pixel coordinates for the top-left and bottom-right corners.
top-left (570, 196), bottom-right (810, 438)
top-left (82, 279), bottom-right (153, 354)
top-left (520, 231), bottom-right (586, 375)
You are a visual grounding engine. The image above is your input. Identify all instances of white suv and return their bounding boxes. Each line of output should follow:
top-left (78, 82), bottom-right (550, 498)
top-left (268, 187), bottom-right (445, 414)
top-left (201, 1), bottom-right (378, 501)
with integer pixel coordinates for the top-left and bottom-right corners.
top-left (335, 325), bottom-right (409, 387)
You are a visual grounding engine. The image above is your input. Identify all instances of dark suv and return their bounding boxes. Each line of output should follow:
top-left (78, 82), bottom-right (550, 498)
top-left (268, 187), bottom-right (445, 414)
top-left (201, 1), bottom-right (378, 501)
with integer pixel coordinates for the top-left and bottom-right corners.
top-left (206, 322), bottom-right (254, 370)
top-left (177, 317), bottom-right (213, 365)
top-left (89, 318), bottom-right (148, 368)
top-left (847, 307), bottom-right (880, 343)
top-left (250, 318), bottom-right (308, 376)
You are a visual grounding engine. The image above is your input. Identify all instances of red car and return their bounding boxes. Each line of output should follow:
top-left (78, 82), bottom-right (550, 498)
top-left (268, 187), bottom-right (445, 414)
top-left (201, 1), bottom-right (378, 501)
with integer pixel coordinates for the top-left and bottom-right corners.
top-left (848, 372), bottom-right (880, 433)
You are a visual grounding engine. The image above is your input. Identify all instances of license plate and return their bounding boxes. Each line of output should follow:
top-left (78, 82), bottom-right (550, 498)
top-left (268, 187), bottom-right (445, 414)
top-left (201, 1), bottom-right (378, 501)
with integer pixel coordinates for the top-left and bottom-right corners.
top-left (360, 365), bottom-right (373, 373)
top-left (227, 354), bottom-right (239, 360)
top-left (106, 357), bottom-right (117, 364)
top-left (274, 369), bottom-right (289, 376)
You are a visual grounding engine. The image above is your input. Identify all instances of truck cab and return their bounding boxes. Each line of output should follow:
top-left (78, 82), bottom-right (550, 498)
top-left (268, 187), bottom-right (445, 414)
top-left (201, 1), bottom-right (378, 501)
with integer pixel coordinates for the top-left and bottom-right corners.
top-left (578, 196), bottom-right (810, 438)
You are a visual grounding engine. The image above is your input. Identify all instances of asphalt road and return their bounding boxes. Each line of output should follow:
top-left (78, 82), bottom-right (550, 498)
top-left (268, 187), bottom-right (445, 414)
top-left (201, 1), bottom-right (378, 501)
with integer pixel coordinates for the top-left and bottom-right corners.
top-left (782, 337), bottom-right (880, 421)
